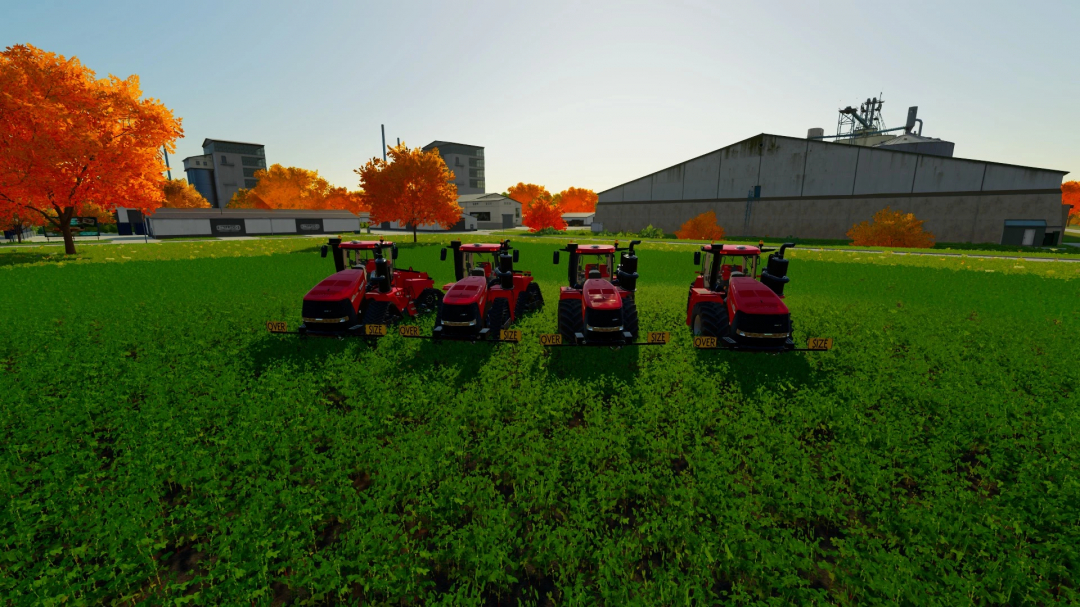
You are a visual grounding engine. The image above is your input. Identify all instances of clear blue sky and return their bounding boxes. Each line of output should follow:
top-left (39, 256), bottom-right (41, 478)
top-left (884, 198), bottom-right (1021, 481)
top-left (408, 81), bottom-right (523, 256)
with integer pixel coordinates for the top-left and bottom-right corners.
top-left (3, 0), bottom-right (1077, 193)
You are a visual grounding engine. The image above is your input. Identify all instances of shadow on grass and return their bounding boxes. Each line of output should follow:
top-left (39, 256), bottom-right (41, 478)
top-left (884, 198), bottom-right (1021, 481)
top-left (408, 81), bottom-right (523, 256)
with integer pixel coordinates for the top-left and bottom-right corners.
top-left (694, 346), bottom-right (823, 396)
top-left (245, 332), bottom-right (376, 376)
top-left (0, 250), bottom-right (69, 267)
top-left (404, 337), bottom-right (498, 392)
top-left (544, 344), bottom-right (642, 385)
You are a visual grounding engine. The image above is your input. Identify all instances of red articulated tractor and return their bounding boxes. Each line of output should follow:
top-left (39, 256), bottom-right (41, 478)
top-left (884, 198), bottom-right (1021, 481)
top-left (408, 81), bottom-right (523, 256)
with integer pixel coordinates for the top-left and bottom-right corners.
top-left (686, 242), bottom-right (802, 351)
top-left (430, 240), bottom-right (543, 341)
top-left (550, 240), bottom-right (646, 346)
top-left (297, 238), bottom-right (442, 337)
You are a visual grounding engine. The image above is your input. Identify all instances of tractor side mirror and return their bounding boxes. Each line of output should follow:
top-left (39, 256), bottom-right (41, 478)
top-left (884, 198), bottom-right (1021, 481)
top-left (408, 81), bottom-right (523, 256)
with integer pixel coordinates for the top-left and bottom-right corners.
top-left (693, 251), bottom-right (701, 265)
top-left (392, 246), bottom-right (399, 260)
top-left (440, 248), bottom-right (447, 261)
top-left (552, 251), bottom-right (560, 265)
top-left (513, 250), bottom-right (519, 263)
top-left (321, 245), bottom-right (328, 258)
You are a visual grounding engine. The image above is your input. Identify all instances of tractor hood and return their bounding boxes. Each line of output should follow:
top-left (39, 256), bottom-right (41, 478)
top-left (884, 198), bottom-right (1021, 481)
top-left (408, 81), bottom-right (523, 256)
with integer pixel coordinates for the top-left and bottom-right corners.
top-left (582, 279), bottom-right (622, 310)
top-left (443, 276), bottom-right (488, 306)
top-left (304, 269), bottom-right (366, 302)
top-left (728, 277), bottom-right (789, 315)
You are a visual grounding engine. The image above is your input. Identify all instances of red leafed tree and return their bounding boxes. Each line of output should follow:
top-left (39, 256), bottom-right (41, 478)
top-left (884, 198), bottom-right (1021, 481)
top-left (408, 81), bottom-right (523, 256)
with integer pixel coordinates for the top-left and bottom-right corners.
top-left (1064, 181), bottom-right (1079, 225)
top-left (355, 143), bottom-right (460, 242)
top-left (847, 206), bottom-right (935, 248)
top-left (523, 197), bottom-right (567, 232)
top-left (507, 183), bottom-right (552, 212)
top-left (555, 187), bottom-right (598, 213)
top-left (0, 44), bottom-right (183, 254)
top-left (676, 211), bottom-right (725, 241)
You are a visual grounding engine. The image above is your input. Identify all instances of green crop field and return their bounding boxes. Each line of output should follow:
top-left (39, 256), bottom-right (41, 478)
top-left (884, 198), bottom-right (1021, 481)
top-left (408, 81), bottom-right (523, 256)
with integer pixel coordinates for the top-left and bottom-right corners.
top-left (1, 238), bottom-right (1078, 605)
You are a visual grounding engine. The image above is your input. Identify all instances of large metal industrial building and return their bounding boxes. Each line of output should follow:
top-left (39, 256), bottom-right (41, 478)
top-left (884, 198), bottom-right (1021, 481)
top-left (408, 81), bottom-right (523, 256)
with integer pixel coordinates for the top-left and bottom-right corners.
top-left (595, 104), bottom-right (1070, 246)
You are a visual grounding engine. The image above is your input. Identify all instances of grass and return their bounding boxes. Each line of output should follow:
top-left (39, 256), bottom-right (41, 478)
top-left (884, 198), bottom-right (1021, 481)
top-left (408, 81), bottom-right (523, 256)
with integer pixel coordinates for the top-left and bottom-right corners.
top-left (1, 238), bottom-right (1078, 604)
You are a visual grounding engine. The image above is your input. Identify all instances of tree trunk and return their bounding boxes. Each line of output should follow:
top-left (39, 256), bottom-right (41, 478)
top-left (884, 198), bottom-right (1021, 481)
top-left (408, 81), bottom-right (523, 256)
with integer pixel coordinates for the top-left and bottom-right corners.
top-left (59, 207), bottom-right (76, 255)
top-left (15, 226), bottom-right (22, 243)
top-left (412, 221), bottom-right (417, 243)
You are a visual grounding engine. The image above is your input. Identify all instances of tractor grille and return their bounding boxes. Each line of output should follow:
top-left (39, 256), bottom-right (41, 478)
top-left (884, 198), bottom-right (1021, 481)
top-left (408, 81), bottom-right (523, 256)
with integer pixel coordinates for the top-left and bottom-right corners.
top-left (731, 311), bottom-right (790, 338)
top-left (302, 298), bottom-right (354, 324)
top-left (440, 303), bottom-right (479, 327)
top-left (585, 307), bottom-right (622, 332)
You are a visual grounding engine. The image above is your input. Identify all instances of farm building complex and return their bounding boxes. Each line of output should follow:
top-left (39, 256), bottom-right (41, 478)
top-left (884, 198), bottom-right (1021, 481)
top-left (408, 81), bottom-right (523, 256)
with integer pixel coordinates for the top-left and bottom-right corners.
top-left (594, 133), bottom-right (1070, 246)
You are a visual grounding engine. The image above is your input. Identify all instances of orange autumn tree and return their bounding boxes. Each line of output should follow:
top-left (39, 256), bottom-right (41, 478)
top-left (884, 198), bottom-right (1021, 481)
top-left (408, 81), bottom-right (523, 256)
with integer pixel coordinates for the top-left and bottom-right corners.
top-left (507, 183), bottom-right (552, 212)
top-left (226, 164), bottom-right (364, 212)
top-left (1064, 181), bottom-right (1079, 225)
top-left (0, 44), bottom-right (182, 254)
top-left (847, 206), bottom-right (935, 248)
top-left (554, 187), bottom-right (598, 213)
top-left (355, 143), bottom-right (460, 242)
top-left (163, 178), bottom-right (210, 209)
top-left (676, 211), bottom-right (726, 240)
top-left (0, 205), bottom-right (43, 243)
top-left (523, 197), bottom-right (567, 232)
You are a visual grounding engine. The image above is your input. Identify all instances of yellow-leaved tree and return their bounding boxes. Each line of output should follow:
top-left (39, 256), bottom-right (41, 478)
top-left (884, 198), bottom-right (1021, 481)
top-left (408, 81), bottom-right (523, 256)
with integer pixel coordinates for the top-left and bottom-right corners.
top-left (163, 179), bottom-right (210, 208)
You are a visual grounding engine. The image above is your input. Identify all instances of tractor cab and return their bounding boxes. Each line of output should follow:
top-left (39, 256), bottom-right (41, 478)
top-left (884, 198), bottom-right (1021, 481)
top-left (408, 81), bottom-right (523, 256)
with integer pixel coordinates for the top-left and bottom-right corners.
top-left (324, 240), bottom-right (398, 291)
top-left (693, 244), bottom-right (762, 293)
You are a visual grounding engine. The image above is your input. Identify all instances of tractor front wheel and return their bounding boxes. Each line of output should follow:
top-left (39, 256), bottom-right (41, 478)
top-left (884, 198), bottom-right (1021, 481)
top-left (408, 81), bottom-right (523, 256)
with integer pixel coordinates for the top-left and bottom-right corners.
top-left (691, 302), bottom-right (729, 337)
top-left (557, 299), bottom-right (584, 344)
top-left (416, 288), bottom-right (443, 315)
top-left (486, 298), bottom-right (511, 334)
top-left (621, 297), bottom-right (639, 339)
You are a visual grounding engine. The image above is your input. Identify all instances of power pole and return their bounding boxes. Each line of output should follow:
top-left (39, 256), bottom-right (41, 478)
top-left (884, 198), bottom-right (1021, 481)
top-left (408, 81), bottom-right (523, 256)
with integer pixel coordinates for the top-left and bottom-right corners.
top-left (162, 146), bottom-right (172, 180)
top-left (381, 124), bottom-right (386, 161)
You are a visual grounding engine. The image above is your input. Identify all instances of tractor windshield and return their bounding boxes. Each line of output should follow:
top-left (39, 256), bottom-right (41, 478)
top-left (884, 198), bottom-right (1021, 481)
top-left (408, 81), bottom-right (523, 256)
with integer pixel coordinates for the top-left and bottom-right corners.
top-left (721, 255), bottom-right (758, 281)
top-left (347, 249), bottom-right (375, 270)
top-left (576, 253), bottom-right (614, 284)
top-left (464, 252), bottom-right (497, 278)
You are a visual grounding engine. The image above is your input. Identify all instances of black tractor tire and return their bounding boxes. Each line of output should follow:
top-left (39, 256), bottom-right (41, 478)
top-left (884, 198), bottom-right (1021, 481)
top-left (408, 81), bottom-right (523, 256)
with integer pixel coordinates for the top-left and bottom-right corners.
top-left (621, 296), bottom-right (639, 339)
top-left (691, 302), bottom-right (729, 338)
top-left (557, 299), bottom-right (584, 343)
top-left (415, 288), bottom-right (443, 315)
top-left (362, 301), bottom-right (403, 327)
top-left (514, 290), bottom-right (533, 320)
top-left (485, 298), bottom-right (511, 333)
top-left (526, 282), bottom-right (544, 310)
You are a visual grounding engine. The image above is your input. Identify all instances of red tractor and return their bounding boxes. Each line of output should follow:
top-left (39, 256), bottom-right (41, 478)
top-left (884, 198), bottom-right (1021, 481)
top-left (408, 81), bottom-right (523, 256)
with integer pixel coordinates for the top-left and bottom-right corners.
top-left (299, 238), bottom-right (442, 336)
top-left (551, 241), bottom-right (641, 345)
top-left (686, 242), bottom-right (796, 351)
top-left (431, 240), bottom-right (544, 341)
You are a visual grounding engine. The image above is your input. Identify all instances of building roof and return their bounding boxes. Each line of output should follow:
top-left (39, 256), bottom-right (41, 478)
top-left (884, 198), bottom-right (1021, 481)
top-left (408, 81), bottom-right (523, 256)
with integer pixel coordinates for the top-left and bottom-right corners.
top-left (182, 154), bottom-right (211, 162)
top-left (561, 212), bottom-right (596, 218)
top-left (150, 208), bottom-right (363, 219)
top-left (458, 193), bottom-right (514, 203)
top-left (201, 138), bottom-right (266, 148)
top-left (424, 140), bottom-right (483, 152)
top-left (597, 132), bottom-right (1069, 197)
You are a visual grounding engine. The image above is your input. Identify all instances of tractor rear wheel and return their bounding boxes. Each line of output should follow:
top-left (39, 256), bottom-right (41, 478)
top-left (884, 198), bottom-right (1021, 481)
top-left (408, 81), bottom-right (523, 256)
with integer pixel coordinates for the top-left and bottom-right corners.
top-left (486, 298), bottom-right (511, 333)
top-left (691, 302), bottom-right (729, 337)
top-left (362, 301), bottom-right (402, 327)
top-left (526, 282), bottom-right (544, 310)
top-left (557, 299), bottom-right (584, 343)
top-left (416, 288), bottom-right (443, 315)
top-left (621, 296), bottom-right (639, 338)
